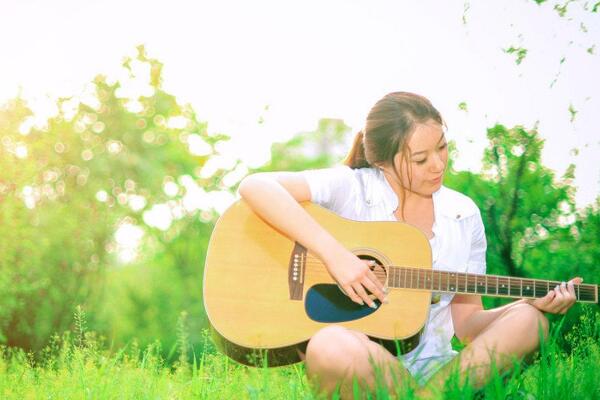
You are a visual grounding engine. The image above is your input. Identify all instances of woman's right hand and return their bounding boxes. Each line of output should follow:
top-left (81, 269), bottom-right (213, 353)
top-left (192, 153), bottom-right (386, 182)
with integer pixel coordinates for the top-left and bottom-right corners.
top-left (324, 250), bottom-right (387, 308)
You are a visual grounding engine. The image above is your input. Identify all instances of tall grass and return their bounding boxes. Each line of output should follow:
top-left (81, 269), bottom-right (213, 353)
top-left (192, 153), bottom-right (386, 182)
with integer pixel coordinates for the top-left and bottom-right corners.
top-left (0, 306), bottom-right (598, 399)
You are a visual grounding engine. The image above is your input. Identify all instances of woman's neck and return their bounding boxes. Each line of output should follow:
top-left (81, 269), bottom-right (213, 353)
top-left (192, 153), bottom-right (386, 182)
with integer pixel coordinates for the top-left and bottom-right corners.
top-left (381, 169), bottom-right (433, 209)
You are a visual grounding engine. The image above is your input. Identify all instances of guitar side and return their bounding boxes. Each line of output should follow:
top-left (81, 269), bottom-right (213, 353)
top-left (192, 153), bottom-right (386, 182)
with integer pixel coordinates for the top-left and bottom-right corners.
top-left (203, 200), bottom-right (433, 366)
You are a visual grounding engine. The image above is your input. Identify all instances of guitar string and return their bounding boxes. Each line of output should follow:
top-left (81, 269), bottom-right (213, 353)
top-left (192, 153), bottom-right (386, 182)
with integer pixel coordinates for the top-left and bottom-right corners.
top-left (302, 254), bottom-right (592, 291)
top-left (302, 253), bottom-right (593, 291)
top-left (297, 257), bottom-right (596, 297)
top-left (296, 266), bottom-right (596, 298)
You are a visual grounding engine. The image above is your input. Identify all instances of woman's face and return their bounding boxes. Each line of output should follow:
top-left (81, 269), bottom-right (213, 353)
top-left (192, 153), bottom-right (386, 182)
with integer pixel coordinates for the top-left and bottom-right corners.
top-left (394, 120), bottom-right (448, 196)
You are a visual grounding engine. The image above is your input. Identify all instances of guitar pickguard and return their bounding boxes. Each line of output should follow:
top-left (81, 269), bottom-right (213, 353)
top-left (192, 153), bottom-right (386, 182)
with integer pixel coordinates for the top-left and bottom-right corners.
top-left (305, 284), bottom-right (382, 323)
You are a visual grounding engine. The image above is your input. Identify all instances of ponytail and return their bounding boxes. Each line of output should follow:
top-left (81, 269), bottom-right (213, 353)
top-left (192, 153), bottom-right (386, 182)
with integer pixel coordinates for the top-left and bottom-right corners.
top-left (343, 130), bottom-right (371, 169)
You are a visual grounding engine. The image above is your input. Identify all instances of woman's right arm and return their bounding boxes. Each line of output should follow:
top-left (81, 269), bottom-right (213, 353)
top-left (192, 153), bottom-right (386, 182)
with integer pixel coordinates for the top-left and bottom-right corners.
top-left (238, 172), bottom-right (386, 308)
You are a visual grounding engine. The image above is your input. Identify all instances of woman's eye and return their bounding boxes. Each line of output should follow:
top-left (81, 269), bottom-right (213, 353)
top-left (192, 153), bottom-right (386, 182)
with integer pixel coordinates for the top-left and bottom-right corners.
top-left (439, 143), bottom-right (447, 150)
top-left (415, 159), bottom-right (427, 165)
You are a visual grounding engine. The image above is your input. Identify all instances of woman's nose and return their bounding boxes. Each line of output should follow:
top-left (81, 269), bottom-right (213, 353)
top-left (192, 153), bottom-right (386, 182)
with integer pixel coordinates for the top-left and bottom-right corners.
top-left (431, 153), bottom-right (445, 172)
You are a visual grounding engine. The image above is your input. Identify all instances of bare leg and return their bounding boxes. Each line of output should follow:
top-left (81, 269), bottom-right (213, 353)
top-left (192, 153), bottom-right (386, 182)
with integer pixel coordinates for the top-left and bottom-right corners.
top-left (417, 303), bottom-right (549, 398)
top-left (304, 325), bottom-right (415, 399)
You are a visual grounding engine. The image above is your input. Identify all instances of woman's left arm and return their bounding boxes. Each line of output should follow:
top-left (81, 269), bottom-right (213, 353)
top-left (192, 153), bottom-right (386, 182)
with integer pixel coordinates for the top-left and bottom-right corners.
top-left (452, 277), bottom-right (583, 344)
top-left (451, 295), bottom-right (525, 343)
top-left (450, 208), bottom-right (582, 343)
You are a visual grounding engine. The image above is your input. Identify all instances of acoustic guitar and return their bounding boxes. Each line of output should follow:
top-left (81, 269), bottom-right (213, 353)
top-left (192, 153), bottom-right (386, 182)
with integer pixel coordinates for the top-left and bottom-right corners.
top-left (203, 200), bottom-right (598, 367)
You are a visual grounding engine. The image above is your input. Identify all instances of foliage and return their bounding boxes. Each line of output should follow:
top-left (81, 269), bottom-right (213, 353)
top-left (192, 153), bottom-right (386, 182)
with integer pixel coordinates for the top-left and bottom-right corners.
top-left (0, 45), bottom-right (234, 352)
top-left (443, 124), bottom-right (600, 318)
top-left (503, 46), bottom-right (528, 65)
top-left (252, 118), bottom-right (352, 173)
top-left (96, 217), bottom-right (214, 359)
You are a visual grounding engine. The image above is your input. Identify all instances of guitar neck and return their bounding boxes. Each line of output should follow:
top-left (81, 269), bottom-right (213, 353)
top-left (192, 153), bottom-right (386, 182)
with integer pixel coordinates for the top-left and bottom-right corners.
top-left (388, 266), bottom-right (599, 303)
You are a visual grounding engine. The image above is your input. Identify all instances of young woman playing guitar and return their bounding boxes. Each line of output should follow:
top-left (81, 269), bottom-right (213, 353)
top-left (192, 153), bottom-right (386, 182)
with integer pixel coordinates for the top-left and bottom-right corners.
top-left (237, 92), bottom-right (582, 398)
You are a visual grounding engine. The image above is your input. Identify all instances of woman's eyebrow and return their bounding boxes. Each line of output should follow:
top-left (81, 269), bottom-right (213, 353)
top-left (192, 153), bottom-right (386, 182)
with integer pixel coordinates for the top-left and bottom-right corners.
top-left (410, 134), bottom-right (446, 157)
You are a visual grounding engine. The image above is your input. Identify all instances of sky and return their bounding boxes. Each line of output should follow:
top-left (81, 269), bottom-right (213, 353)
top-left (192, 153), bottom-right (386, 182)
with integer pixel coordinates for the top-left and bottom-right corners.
top-left (2, 0), bottom-right (599, 209)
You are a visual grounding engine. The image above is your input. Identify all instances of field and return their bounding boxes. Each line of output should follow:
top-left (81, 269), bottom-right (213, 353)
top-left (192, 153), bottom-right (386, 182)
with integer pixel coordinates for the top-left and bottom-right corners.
top-left (1, 307), bottom-right (598, 400)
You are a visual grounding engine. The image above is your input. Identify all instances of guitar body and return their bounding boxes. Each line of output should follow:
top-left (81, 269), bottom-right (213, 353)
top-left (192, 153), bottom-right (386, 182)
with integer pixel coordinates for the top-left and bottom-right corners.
top-left (203, 200), bottom-right (434, 366)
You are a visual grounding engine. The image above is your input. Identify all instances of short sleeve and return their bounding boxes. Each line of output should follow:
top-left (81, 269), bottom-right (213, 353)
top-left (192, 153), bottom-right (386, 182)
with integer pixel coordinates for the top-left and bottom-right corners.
top-left (466, 210), bottom-right (487, 275)
top-left (300, 166), bottom-right (355, 212)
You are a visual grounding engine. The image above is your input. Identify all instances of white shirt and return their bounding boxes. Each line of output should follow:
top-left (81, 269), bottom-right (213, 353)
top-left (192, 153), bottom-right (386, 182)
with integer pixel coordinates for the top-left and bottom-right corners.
top-left (301, 165), bottom-right (487, 383)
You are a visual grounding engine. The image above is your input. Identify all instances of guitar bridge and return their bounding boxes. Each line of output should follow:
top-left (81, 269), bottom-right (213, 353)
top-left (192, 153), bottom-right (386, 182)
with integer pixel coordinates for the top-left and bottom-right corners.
top-left (288, 242), bottom-right (307, 300)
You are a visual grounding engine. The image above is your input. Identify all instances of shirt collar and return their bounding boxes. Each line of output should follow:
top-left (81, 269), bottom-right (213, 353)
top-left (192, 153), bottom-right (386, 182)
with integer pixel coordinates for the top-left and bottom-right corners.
top-left (365, 167), bottom-right (472, 220)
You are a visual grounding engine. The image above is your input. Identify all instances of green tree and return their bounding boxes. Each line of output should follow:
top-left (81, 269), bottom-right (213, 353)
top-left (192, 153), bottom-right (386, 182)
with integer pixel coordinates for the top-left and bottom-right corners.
top-left (253, 118), bottom-right (352, 173)
top-left (445, 124), bottom-right (598, 314)
top-left (0, 45), bottom-right (233, 351)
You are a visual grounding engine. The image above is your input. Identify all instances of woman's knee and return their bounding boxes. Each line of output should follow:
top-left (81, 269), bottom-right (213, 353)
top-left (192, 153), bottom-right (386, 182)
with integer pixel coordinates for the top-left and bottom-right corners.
top-left (509, 303), bottom-right (549, 340)
top-left (305, 325), bottom-right (368, 374)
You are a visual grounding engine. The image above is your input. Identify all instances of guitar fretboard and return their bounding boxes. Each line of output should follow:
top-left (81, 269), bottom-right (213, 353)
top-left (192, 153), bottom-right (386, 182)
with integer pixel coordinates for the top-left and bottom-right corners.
top-left (388, 266), bottom-right (598, 303)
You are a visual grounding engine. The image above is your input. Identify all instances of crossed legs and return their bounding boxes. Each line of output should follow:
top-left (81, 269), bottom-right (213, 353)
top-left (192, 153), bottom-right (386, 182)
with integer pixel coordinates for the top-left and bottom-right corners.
top-left (304, 303), bottom-right (549, 399)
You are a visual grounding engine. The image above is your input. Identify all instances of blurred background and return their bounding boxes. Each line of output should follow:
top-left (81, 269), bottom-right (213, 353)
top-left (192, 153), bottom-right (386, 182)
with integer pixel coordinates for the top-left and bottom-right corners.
top-left (0, 0), bottom-right (598, 360)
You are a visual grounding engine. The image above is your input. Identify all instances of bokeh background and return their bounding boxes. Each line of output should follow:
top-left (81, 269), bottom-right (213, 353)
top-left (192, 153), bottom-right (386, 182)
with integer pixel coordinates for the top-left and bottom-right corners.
top-left (1, 0), bottom-right (598, 360)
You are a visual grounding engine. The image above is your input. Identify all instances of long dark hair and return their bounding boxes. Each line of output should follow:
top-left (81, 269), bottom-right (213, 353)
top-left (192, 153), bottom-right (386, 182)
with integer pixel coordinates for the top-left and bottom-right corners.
top-left (343, 92), bottom-right (444, 218)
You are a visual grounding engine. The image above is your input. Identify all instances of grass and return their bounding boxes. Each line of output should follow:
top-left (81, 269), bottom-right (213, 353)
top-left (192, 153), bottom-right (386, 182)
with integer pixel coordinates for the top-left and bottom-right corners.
top-left (0, 307), bottom-right (598, 399)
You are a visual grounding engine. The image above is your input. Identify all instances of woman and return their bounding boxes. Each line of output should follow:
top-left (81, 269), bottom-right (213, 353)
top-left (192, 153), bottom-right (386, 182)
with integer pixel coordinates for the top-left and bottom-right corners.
top-left (238, 92), bottom-right (580, 398)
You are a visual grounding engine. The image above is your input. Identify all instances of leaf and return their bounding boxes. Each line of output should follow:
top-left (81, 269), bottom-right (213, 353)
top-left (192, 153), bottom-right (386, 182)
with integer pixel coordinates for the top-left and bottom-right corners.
top-left (568, 104), bottom-right (578, 122)
top-left (587, 45), bottom-right (596, 55)
top-left (554, 2), bottom-right (570, 17)
top-left (504, 46), bottom-right (528, 65)
top-left (462, 1), bottom-right (470, 25)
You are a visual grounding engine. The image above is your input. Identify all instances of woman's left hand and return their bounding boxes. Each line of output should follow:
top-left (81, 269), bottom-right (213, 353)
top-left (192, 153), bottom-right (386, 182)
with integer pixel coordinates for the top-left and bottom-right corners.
top-left (526, 277), bottom-right (583, 315)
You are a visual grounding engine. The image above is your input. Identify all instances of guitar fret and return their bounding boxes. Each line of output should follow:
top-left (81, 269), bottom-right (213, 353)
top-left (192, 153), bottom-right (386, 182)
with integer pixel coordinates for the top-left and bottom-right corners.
top-left (458, 272), bottom-right (465, 293)
top-left (495, 275), bottom-right (499, 295)
top-left (498, 276), bottom-right (508, 295)
top-left (535, 280), bottom-right (548, 298)
top-left (471, 274), bottom-right (479, 294)
top-left (413, 269), bottom-right (416, 289)
top-left (429, 270), bottom-right (433, 290)
top-left (416, 269), bottom-right (420, 289)
top-left (485, 275), bottom-right (488, 295)
top-left (519, 278), bottom-right (523, 296)
top-left (415, 268), bottom-right (420, 289)
top-left (399, 267), bottom-right (402, 288)
top-left (399, 267), bottom-right (403, 288)
top-left (522, 279), bottom-right (534, 298)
